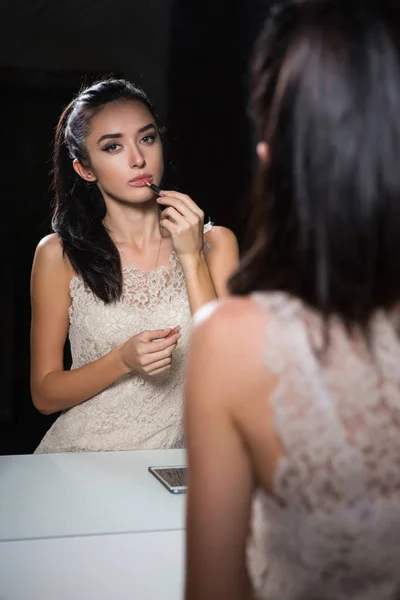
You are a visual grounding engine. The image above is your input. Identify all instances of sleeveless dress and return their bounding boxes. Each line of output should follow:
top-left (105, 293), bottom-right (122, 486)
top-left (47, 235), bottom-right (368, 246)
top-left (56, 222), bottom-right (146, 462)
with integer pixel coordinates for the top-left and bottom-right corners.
top-left (35, 225), bottom-right (212, 453)
top-left (247, 292), bottom-right (400, 600)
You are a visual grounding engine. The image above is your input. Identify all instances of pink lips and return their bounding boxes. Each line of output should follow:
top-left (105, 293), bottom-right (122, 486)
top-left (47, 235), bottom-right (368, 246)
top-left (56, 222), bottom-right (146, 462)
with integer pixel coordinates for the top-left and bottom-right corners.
top-left (128, 175), bottom-right (152, 187)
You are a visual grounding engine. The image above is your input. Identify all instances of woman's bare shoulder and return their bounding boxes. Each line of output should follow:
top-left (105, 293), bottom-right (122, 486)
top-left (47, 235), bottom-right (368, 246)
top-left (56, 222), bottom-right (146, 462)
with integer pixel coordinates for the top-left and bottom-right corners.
top-left (34, 234), bottom-right (75, 276)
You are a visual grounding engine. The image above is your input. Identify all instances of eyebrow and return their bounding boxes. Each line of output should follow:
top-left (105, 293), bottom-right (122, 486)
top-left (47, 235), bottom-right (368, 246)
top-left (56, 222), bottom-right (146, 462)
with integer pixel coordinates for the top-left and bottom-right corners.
top-left (138, 123), bottom-right (156, 134)
top-left (97, 133), bottom-right (123, 144)
top-left (97, 123), bottom-right (156, 145)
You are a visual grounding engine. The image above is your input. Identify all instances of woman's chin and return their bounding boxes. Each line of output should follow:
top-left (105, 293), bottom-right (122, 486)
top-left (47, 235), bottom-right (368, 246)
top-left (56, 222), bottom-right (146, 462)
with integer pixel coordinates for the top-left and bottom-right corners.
top-left (114, 191), bottom-right (157, 207)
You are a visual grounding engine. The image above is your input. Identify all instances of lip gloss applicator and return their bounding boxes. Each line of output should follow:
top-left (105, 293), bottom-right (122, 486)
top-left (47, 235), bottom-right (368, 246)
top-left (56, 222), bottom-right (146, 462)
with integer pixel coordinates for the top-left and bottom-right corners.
top-left (145, 181), bottom-right (162, 195)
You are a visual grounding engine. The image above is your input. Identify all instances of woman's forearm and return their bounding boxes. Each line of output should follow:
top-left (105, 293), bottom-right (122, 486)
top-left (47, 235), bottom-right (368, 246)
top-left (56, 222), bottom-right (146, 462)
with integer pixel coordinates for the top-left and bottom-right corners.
top-left (181, 252), bottom-right (218, 314)
top-left (32, 346), bottom-right (130, 415)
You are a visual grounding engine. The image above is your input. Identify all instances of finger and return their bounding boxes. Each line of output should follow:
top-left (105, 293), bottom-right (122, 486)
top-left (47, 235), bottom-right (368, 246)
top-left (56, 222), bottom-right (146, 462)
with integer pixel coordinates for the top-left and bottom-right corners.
top-left (159, 190), bottom-right (204, 218)
top-left (146, 344), bottom-right (179, 364)
top-left (160, 206), bottom-right (185, 225)
top-left (146, 332), bottom-right (181, 354)
top-left (158, 219), bottom-right (178, 236)
top-left (141, 346), bottom-right (175, 367)
top-left (165, 326), bottom-right (181, 338)
top-left (141, 345), bottom-right (176, 367)
top-left (147, 357), bottom-right (173, 374)
top-left (157, 195), bottom-right (193, 219)
top-left (141, 329), bottom-right (177, 342)
top-left (150, 365), bottom-right (172, 376)
top-left (158, 194), bottom-right (204, 223)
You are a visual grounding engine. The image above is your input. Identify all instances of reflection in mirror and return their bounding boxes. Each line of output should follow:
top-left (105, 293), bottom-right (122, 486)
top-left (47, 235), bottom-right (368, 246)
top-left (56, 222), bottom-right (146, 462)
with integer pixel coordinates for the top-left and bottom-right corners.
top-left (2, 0), bottom-right (264, 456)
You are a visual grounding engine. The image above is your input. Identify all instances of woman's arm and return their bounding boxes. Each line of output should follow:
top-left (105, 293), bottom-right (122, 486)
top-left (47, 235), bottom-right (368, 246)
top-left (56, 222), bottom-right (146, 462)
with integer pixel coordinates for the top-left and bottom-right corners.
top-left (31, 234), bottom-right (180, 414)
top-left (30, 234), bottom-right (129, 414)
top-left (184, 299), bottom-right (268, 600)
top-left (158, 191), bottom-right (239, 313)
top-left (204, 226), bottom-right (240, 296)
top-left (181, 226), bottom-right (239, 313)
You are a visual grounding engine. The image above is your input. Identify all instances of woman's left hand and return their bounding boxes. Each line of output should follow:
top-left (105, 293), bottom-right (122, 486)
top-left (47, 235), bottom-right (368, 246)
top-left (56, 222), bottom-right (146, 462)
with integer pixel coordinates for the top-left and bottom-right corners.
top-left (157, 190), bottom-right (205, 260)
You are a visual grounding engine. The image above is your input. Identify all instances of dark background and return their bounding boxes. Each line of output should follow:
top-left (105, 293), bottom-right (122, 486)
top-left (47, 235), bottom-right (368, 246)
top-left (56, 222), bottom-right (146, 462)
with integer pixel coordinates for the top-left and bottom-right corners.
top-left (0, 0), bottom-right (271, 454)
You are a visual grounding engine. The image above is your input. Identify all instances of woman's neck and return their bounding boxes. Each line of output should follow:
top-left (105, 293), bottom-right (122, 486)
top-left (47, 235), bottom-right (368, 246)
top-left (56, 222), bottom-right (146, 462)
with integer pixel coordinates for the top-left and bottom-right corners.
top-left (103, 200), bottom-right (161, 250)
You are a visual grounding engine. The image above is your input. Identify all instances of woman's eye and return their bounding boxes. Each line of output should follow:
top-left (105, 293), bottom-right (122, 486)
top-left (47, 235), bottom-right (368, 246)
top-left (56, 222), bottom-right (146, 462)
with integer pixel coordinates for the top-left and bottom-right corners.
top-left (103, 143), bottom-right (121, 153)
top-left (141, 134), bottom-right (156, 145)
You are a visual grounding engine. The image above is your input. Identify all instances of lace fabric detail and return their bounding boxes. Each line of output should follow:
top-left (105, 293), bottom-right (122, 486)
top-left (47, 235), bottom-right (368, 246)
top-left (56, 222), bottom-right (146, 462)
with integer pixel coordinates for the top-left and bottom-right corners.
top-left (203, 220), bottom-right (213, 253)
top-left (121, 252), bottom-right (186, 311)
top-left (247, 292), bottom-right (400, 600)
top-left (35, 225), bottom-right (214, 454)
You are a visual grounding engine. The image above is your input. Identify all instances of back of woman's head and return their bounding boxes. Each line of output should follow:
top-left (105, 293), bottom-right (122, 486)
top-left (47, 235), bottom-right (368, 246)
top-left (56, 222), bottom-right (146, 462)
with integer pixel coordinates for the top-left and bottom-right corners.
top-left (230, 0), bottom-right (400, 331)
top-left (53, 78), bottom-right (160, 302)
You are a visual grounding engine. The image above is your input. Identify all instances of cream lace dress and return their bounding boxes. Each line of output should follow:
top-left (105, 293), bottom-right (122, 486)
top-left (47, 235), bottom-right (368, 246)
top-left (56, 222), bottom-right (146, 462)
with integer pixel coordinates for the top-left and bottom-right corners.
top-left (247, 292), bottom-right (400, 600)
top-left (35, 225), bottom-right (212, 453)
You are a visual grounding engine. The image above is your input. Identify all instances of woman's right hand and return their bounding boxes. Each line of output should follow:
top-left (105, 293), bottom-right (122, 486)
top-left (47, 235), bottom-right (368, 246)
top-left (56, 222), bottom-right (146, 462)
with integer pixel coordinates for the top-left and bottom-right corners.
top-left (119, 327), bottom-right (182, 376)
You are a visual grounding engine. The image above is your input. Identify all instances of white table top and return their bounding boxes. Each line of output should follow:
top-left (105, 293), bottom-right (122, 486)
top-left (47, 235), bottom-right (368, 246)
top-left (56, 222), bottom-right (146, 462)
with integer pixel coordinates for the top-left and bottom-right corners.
top-left (0, 449), bottom-right (186, 542)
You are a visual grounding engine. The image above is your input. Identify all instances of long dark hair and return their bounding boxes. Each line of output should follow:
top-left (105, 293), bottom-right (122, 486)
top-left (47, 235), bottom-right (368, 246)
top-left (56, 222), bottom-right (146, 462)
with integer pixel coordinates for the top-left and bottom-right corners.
top-left (52, 78), bottom-right (163, 302)
top-left (230, 0), bottom-right (400, 332)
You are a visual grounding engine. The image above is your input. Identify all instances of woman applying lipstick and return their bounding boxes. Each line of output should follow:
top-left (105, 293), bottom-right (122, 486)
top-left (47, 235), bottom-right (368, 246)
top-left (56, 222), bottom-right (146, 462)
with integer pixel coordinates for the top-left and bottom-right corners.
top-left (30, 78), bottom-right (238, 453)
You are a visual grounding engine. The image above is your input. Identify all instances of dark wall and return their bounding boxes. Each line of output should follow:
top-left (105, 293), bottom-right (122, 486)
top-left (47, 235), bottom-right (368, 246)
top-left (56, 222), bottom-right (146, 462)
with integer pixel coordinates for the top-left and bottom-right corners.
top-left (167, 0), bottom-right (273, 239)
top-left (168, 1), bottom-right (256, 239)
top-left (0, 0), bottom-right (173, 117)
top-left (1, 72), bottom-right (102, 453)
top-left (1, 0), bottom-right (271, 455)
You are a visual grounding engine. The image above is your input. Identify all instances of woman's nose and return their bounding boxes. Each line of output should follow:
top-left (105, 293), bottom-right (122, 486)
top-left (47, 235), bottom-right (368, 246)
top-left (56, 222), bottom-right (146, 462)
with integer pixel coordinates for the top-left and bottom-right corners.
top-left (130, 146), bottom-right (145, 169)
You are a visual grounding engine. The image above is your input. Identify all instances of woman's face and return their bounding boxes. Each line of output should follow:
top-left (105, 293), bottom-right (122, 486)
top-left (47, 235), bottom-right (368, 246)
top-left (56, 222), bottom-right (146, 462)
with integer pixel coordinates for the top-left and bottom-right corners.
top-left (75, 99), bottom-right (164, 205)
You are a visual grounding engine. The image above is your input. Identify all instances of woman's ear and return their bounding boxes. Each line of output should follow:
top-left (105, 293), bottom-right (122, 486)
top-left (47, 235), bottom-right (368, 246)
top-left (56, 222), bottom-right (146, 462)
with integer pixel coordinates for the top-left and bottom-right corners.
top-left (256, 141), bottom-right (269, 163)
top-left (72, 159), bottom-right (97, 182)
